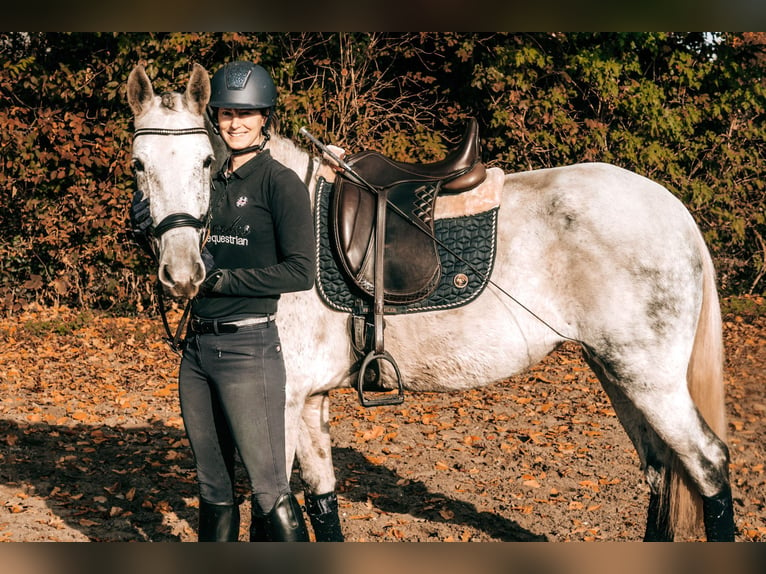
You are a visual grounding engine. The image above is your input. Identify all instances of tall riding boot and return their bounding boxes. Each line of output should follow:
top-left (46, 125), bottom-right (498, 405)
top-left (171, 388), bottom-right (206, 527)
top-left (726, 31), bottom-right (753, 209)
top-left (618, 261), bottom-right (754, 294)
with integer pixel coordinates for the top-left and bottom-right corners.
top-left (264, 493), bottom-right (310, 542)
top-left (249, 498), bottom-right (269, 542)
top-left (198, 500), bottom-right (240, 542)
top-left (305, 491), bottom-right (344, 542)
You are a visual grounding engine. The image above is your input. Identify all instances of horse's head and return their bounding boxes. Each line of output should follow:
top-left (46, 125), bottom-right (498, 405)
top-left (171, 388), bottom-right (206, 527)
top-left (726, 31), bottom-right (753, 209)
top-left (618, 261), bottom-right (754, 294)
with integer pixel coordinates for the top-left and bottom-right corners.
top-left (127, 63), bottom-right (213, 298)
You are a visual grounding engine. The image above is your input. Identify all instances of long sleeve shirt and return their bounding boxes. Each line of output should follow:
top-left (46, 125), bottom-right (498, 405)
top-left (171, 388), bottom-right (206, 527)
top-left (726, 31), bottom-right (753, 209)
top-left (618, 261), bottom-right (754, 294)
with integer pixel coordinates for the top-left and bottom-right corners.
top-left (192, 149), bottom-right (315, 319)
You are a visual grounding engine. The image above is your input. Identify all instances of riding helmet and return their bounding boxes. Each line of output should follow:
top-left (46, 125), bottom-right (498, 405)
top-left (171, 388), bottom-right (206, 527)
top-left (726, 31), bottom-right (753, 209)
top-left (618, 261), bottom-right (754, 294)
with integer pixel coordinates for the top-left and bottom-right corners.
top-left (209, 61), bottom-right (277, 110)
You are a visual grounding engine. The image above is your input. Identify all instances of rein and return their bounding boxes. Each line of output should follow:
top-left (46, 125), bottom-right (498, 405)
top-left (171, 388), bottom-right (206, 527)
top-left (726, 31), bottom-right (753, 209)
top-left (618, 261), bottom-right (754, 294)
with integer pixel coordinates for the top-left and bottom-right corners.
top-left (153, 216), bottom-right (211, 355)
top-left (133, 126), bottom-right (212, 355)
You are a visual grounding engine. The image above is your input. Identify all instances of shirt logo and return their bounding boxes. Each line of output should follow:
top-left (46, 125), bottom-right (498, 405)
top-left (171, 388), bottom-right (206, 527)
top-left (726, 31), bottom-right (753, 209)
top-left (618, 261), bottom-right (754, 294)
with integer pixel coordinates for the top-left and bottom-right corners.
top-left (236, 196), bottom-right (248, 207)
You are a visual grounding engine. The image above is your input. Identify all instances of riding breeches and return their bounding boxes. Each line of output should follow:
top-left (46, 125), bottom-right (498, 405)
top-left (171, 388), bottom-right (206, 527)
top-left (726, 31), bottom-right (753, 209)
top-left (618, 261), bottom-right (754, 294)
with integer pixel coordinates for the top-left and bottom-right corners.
top-left (178, 319), bottom-right (290, 512)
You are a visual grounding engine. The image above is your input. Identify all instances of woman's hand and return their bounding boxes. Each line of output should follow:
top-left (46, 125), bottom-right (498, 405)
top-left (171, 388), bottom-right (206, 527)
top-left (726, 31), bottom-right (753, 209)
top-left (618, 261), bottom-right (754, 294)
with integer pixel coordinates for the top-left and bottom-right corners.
top-left (323, 145), bottom-right (346, 172)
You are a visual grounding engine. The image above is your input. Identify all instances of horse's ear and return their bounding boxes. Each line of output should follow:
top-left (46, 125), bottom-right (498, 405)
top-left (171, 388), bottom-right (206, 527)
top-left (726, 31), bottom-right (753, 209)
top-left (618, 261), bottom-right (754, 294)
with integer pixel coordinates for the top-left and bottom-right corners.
top-left (184, 63), bottom-right (211, 116)
top-left (127, 65), bottom-right (155, 117)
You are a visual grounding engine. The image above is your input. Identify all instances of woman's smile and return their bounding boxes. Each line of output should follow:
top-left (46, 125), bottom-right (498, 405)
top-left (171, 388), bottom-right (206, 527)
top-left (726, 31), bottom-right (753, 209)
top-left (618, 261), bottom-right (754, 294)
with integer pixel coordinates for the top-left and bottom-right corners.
top-left (218, 108), bottom-right (267, 151)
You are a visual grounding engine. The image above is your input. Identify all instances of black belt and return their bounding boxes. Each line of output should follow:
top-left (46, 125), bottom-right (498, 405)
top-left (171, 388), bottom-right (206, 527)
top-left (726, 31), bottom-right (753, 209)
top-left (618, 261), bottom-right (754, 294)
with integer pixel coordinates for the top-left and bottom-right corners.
top-left (190, 314), bottom-right (277, 334)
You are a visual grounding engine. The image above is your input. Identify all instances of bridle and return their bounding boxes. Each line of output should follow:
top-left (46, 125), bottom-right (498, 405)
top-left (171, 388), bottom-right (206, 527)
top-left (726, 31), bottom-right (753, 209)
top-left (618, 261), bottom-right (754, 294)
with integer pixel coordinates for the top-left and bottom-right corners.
top-left (133, 126), bottom-right (212, 354)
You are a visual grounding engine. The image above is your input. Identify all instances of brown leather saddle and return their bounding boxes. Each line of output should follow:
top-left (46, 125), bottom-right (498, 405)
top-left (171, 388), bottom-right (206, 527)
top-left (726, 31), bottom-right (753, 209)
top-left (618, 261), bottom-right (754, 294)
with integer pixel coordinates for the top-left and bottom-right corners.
top-left (332, 118), bottom-right (486, 305)
top-left (329, 118), bottom-right (487, 406)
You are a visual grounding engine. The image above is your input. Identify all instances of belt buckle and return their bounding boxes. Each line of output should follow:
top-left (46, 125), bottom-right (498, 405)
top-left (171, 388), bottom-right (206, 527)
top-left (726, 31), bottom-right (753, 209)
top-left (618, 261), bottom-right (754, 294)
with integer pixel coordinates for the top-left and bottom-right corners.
top-left (191, 318), bottom-right (217, 334)
top-left (219, 321), bottom-right (237, 333)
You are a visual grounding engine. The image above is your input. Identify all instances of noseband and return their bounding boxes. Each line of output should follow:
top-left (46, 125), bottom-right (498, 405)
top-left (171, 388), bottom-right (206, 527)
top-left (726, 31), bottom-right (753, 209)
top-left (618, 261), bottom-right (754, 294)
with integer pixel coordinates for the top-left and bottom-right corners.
top-left (152, 212), bottom-right (208, 239)
top-left (132, 126), bottom-right (212, 354)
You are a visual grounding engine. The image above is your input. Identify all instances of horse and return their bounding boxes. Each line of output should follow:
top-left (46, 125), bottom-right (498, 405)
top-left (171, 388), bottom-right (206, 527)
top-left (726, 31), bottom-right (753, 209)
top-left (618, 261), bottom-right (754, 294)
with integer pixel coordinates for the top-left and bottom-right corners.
top-left (126, 64), bottom-right (735, 542)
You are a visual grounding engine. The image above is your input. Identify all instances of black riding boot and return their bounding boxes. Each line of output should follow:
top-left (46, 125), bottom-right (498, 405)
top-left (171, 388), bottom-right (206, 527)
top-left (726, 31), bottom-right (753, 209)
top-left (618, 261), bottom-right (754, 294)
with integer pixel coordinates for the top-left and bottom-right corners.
top-left (261, 493), bottom-right (310, 542)
top-left (198, 500), bottom-right (240, 542)
top-left (249, 498), bottom-right (269, 542)
top-left (305, 491), bottom-right (344, 542)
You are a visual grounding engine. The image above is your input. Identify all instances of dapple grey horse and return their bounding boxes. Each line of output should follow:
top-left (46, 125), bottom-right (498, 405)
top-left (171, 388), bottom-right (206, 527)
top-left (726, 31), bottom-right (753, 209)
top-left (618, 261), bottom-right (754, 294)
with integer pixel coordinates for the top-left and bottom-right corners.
top-left (127, 63), bottom-right (734, 541)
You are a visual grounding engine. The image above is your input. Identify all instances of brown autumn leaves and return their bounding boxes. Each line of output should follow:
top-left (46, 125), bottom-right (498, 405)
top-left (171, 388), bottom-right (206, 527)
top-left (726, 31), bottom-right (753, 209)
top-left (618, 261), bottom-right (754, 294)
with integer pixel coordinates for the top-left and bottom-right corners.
top-left (0, 299), bottom-right (763, 542)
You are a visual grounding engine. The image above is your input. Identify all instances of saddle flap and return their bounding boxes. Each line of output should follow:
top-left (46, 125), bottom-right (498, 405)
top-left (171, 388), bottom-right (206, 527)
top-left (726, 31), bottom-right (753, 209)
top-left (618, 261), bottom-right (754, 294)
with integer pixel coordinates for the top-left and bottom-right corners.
top-left (336, 180), bottom-right (375, 273)
top-left (331, 176), bottom-right (441, 304)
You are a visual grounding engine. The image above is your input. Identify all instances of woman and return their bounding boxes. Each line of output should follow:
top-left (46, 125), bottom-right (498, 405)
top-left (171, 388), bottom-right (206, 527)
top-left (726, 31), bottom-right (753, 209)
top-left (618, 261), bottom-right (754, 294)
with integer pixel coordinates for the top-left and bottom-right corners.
top-left (178, 60), bottom-right (315, 541)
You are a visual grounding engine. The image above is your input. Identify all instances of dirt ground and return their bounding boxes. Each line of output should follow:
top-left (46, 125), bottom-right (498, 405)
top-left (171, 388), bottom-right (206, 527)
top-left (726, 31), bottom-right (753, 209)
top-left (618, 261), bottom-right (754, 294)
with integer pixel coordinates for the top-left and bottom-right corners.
top-left (0, 305), bottom-right (763, 543)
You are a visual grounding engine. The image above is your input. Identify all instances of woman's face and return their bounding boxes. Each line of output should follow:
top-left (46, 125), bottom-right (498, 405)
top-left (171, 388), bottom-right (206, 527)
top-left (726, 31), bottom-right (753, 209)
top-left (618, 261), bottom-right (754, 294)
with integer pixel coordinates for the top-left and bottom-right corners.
top-left (217, 108), bottom-right (267, 151)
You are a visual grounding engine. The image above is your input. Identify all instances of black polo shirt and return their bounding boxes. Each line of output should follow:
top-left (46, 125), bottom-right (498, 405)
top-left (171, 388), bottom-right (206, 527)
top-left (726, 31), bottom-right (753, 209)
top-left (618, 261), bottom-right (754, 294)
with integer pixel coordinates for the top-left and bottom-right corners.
top-left (192, 149), bottom-right (315, 318)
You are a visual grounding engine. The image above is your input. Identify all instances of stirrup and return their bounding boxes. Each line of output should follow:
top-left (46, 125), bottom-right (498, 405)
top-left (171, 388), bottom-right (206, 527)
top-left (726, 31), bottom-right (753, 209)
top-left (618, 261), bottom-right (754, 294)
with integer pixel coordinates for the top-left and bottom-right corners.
top-left (356, 350), bottom-right (404, 407)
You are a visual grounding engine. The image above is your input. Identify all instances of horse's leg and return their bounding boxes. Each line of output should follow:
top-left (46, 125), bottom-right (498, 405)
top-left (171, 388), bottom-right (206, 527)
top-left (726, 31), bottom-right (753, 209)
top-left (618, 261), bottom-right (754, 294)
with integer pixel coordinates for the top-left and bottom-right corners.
top-left (296, 392), bottom-right (344, 542)
top-left (638, 388), bottom-right (734, 542)
top-left (585, 348), bottom-right (733, 541)
top-left (585, 355), bottom-right (675, 540)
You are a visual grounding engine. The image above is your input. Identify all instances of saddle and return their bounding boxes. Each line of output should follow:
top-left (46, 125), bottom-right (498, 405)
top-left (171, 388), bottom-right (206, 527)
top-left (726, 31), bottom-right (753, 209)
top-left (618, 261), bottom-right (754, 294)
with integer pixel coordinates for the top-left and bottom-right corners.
top-left (329, 118), bottom-right (487, 406)
top-left (332, 118), bottom-right (486, 305)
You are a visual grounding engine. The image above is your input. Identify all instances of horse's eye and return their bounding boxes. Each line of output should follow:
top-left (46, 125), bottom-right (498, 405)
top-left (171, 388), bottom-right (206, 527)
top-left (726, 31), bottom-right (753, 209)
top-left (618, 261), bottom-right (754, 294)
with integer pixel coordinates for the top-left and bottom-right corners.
top-left (203, 155), bottom-right (213, 169)
top-left (132, 159), bottom-right (145, 173)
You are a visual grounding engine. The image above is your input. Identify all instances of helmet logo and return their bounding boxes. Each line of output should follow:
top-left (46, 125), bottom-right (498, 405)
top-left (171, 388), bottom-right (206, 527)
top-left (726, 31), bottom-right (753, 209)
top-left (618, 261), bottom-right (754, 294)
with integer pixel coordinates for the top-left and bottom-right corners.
top-left (226, 64), bottom-right (252, 90)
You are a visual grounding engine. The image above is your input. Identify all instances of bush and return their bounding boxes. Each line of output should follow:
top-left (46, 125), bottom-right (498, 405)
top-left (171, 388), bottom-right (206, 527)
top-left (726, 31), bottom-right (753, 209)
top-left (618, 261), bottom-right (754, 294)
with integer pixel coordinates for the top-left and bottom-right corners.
top-left (0, 32), bottom-right (763, 314)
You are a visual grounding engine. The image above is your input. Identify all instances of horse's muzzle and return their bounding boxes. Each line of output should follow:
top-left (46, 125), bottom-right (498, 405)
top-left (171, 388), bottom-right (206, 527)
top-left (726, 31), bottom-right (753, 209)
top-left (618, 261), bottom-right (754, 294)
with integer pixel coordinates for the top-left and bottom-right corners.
top-left (159, 257), bottom-right (205, 299)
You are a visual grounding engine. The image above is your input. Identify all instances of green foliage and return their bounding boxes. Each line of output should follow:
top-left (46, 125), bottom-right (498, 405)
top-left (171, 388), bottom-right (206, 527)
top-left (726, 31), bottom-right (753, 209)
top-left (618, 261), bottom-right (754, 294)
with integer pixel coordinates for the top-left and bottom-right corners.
top-left (22, 309), bottom-right (93, 337)
top-left (470, 32), bottom-right (765, 293)
top-left (0, 32), bottom-right (763, 314)
top-left (721, 295), bottom-right (766, 322)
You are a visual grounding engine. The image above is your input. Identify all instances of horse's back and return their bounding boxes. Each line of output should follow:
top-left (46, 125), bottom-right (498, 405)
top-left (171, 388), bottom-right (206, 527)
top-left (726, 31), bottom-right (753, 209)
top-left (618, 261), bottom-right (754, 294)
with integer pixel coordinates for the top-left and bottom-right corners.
top-left (502, 162), bottom-right (701, 271)
top-left (503, 162), bottom-right (693, 232)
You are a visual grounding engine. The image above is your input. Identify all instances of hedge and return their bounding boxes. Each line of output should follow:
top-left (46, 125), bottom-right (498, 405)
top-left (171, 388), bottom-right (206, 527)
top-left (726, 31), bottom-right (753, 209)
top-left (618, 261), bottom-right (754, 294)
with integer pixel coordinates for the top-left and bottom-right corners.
top-left (0, 32), bottom-right (763, 314)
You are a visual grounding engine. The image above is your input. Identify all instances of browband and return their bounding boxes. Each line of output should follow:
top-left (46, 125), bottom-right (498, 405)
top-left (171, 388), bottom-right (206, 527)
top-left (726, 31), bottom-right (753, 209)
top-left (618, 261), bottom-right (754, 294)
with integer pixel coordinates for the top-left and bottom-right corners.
top-left (133, 127), bottom-right (209, 139)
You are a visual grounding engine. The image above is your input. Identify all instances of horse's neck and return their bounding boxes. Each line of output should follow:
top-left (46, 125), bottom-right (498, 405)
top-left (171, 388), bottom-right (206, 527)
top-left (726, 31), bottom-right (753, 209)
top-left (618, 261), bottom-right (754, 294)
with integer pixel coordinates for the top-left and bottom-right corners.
top-left (267, 135), bottom-right (318, 196)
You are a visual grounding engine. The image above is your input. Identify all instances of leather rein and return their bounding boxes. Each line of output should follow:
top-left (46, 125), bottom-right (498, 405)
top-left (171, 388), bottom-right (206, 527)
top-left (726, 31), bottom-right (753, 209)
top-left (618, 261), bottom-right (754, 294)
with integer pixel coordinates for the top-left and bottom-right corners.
top-left (133, 127), bottom-right (212, 354)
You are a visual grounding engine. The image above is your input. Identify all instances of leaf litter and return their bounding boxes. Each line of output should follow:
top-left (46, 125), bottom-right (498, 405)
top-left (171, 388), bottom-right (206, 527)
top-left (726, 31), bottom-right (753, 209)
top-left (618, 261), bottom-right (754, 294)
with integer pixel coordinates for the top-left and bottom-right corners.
top-left (0, 301), bottom-right (763, 542)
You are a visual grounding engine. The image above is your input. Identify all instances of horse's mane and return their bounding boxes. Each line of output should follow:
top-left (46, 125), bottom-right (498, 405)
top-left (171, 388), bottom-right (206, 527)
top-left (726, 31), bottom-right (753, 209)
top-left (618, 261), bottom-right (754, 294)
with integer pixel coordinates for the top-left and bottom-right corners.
top-left (268, 132), bottom-right (331, 189)
top-left (269, 132), bottom-right (310, 165)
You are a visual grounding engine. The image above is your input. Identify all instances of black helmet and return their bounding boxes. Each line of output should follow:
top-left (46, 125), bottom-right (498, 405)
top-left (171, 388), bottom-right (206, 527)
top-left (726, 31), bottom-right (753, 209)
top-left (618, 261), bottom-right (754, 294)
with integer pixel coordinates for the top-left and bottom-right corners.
top-left (209, 61), bottom-right (277, 110)
top-left (207, 61), bottom-right (277, 151)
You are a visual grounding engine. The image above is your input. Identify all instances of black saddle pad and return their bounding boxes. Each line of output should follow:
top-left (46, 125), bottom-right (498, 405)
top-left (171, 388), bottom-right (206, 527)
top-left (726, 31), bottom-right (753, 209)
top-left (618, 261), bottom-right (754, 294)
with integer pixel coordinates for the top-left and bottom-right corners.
top-left (314, 177), bottom-right (498, 315)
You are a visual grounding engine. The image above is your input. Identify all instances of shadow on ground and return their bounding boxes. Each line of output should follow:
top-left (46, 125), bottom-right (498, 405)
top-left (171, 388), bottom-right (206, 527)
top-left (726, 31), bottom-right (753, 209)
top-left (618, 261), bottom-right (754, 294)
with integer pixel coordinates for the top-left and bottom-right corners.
top-left (0, 418), bottom-right (543, 542)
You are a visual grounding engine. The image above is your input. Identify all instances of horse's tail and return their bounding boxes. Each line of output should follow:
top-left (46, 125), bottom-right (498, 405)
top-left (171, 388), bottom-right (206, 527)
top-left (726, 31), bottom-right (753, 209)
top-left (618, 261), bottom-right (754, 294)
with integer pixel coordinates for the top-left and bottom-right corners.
top-left (670, 225), bottom-right (727, 537)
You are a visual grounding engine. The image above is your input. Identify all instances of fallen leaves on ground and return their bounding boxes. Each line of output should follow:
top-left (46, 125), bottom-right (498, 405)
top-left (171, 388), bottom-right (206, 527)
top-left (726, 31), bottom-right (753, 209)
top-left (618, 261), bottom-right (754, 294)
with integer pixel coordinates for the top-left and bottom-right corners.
top-left (0, 299), bottom-right (763, 542)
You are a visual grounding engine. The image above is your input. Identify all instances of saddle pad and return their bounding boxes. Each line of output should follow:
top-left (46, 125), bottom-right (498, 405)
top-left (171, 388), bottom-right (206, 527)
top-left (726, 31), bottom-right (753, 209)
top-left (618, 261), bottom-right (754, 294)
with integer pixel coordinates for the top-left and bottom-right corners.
top-left (315, 177), bottom-right (498, 315)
